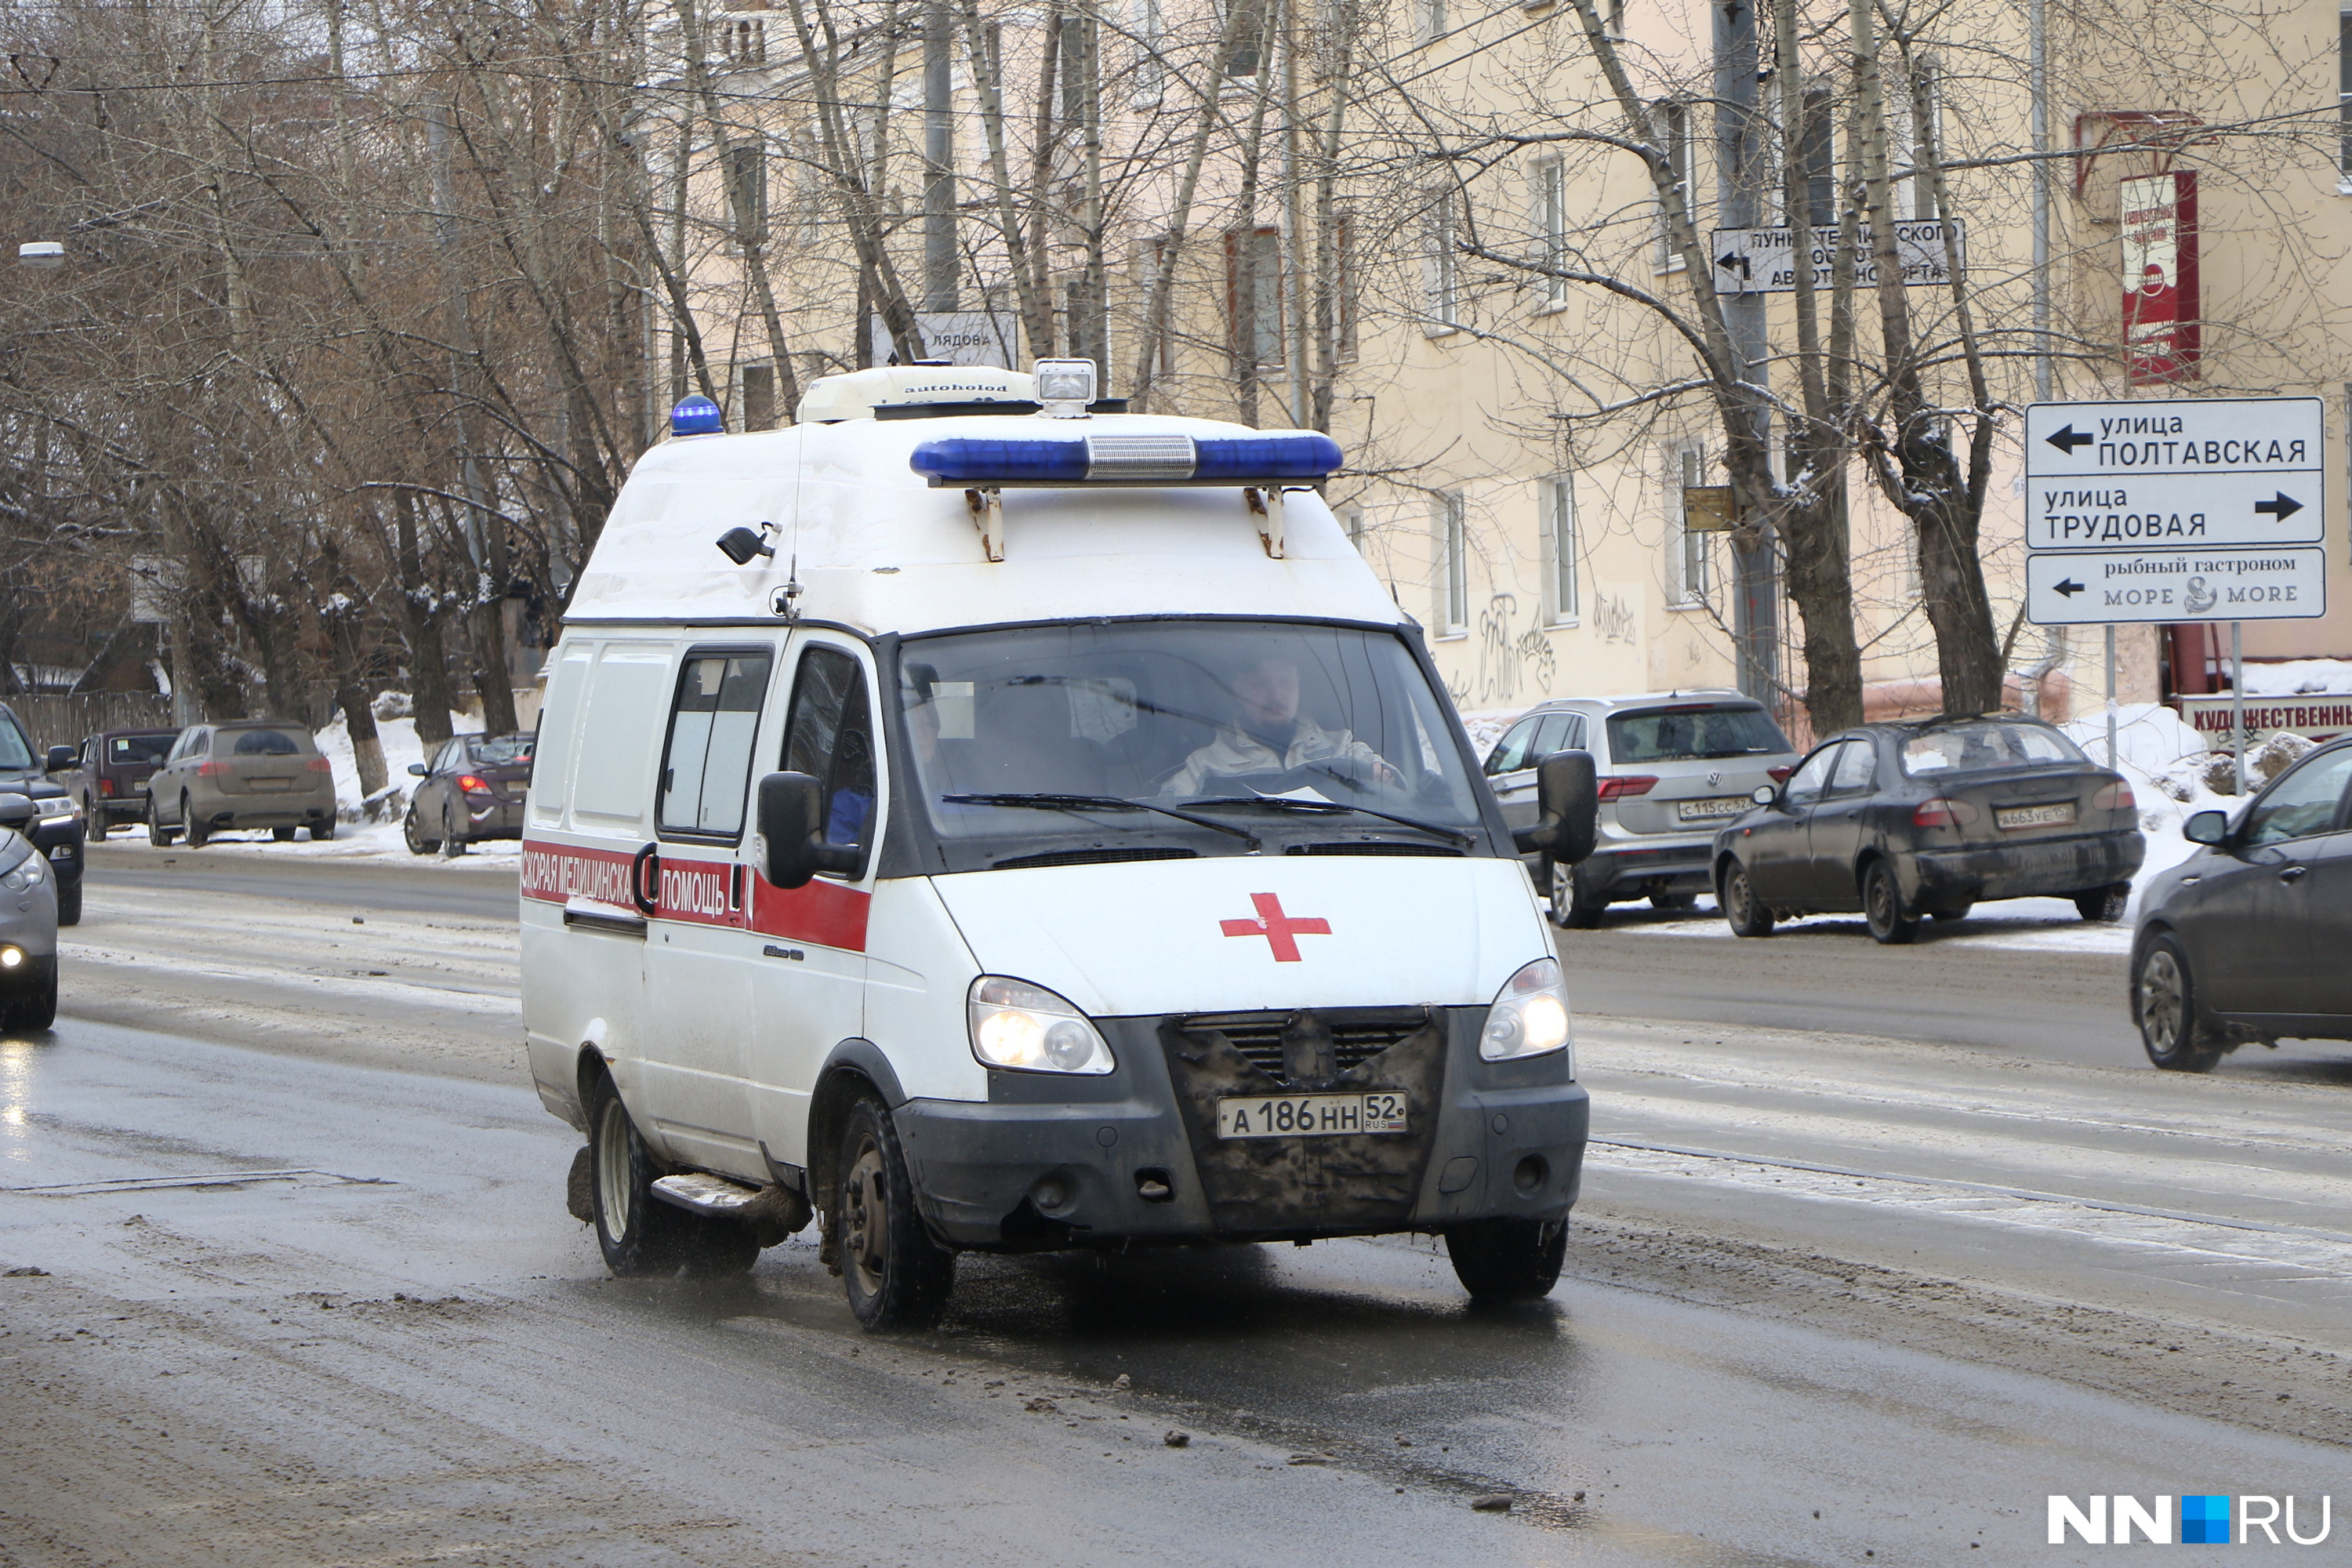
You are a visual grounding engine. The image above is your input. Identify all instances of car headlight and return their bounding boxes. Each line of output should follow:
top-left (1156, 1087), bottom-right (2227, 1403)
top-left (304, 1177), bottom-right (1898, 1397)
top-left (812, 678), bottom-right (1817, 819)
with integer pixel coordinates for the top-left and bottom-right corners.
top-left (1482, 956), bottom-right (1573, 1066)
top-left (0, 855), bottom-right (45, 892)
top-left (967, 976), bottom-right (1115, 1074)
top-left (33, 797), bottom-right (75, 822)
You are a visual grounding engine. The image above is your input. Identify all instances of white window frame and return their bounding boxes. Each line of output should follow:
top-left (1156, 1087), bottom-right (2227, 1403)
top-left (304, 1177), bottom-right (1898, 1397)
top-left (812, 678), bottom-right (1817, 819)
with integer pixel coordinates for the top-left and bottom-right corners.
top-left (1422, 188), bottom-right (1460, 334)
top-left (1435, 492), bottom-right (1468, 635)
top-left (1670, 444), bottom-right (1712, 608)
top-left (1653, 100), bottom-right (1692, 273)
top-left (1537, 159), bottom-right (1569, 311)
top-left (1544, 475), bottom-right (1579, 625)
top-left (2340, 4), bottom-right (2352, 189)
top-left (1131, 0), bottom-right (1164, 106)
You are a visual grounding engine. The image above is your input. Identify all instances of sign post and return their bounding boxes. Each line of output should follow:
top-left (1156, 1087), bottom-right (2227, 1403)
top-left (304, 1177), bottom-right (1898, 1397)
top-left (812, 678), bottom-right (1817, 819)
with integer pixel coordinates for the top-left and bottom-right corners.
top-left (2024, 396), bottom-right (2328, 785)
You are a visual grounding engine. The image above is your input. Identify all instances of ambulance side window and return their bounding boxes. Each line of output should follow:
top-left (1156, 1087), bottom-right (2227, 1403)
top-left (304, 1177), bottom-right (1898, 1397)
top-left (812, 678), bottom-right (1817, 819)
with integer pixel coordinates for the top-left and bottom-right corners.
top-left (781, 645), bottom-right (876, 879)
top-left (658, 649), bottom-right (772, 839)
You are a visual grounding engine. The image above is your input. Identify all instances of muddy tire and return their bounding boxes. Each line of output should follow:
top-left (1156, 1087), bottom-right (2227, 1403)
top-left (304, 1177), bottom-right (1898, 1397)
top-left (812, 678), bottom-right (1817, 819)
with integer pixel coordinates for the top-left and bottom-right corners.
top-left (1863, 861), bottom-right (1917, 945)
top-left (272, 826), bottom-right (297, 842)
top-left (441, 806), bottom-right (467, 856)
top-left (147, 807), bottom-right (177, 848)
top-left (310, 819), bottom-right (335, 842)
top-left (586, 1071), bottom-right (693, 1276)
top-left (1650, 891), bottom-right (1698, 912)
top-left (1445, 1218), bottom-right (1566, 1301)
top-left (182, 797), bottom-right (209, 848)
top-left (2074, 884), bottom-right (2130, 924)
top-left (55, 880), bottom-right (80, 927)
top-left (1549, 862), bottom-right (1606, 930)
top-left (833, 1095), bottom-right (955, 1330)
top-left (3, 960), bottom-right (57, 1032)
top-left (86, 806), bottom-right (109, 841)
top-left (402, 806), bottom-right (438, 855)
top-left (2134, 935), bottom-right (2227, 1073)
top-left (1719, 861), bottom-right (1774, 938)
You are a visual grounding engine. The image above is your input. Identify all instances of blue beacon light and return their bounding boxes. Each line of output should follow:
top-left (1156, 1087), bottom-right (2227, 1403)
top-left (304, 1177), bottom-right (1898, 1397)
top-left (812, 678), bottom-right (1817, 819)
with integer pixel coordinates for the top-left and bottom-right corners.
top-left (670, 395), bottom-right (725, 437)
top-left (909, 431), bottom-right (1341, 485)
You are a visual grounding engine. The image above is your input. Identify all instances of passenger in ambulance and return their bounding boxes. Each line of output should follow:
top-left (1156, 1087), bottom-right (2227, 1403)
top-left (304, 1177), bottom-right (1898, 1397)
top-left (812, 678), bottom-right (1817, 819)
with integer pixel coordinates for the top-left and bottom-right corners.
top-left (824, 723), bottom-right (876, 850)
top-left (1160, 654), bottom-right (1399, 797)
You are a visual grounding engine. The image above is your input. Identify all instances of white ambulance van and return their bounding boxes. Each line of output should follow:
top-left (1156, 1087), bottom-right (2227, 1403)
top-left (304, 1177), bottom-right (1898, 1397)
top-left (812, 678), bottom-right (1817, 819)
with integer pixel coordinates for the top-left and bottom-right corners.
top-left (523, 361), bottom-right (1598, 1328)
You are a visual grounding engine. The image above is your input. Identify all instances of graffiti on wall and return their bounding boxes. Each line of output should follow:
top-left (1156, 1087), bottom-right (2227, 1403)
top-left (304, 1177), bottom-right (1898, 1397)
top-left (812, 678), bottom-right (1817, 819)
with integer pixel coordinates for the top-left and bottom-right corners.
top-left (1473, 593), bottom-right (1557, 706)
top-left (1593, 589), bottom-right (1638, 647)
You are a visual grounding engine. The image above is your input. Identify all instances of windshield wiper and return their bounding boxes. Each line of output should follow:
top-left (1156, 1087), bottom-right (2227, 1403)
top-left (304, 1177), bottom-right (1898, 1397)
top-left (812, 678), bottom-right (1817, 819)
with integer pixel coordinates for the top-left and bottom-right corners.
top-left (939, 793), bottom-right (1263, 851)
top-left (1185, 795), bottom-right (1476, 847)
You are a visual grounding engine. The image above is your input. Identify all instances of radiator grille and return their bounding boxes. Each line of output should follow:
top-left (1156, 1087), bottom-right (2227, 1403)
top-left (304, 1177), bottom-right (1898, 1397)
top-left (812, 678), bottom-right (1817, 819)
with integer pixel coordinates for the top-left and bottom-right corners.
top-left (1283, 841), bottom-right (1461, 857)
top-left (1178, 1007), bottom-right (1430, 1082)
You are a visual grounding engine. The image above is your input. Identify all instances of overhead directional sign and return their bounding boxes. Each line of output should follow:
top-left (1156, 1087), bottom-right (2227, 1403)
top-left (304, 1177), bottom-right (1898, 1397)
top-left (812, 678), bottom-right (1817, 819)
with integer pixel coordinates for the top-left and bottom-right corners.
top-left (2024, 397), bottom-right (2325, 551)
top-left (1708, 220), bottom-right (1963, 295)
top-left (2026, 548), bottom-right (2327, 626)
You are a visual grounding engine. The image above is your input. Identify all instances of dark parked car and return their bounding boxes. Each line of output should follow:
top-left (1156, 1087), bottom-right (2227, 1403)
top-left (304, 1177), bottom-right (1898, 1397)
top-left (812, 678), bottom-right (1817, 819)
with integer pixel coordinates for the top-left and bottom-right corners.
top-left (2131, 737), bottom-right (2352, 1072)
top-left (57, 728), bottom-right (181, 837)
top-left (0, 701), bottom-right (86, 926)
top-left (405, 732), bottom-right (533, 855)
top-left (1711, 714), bottom-right (2145, 945)
top-left (1486, 691), bottom-right (1798, 927)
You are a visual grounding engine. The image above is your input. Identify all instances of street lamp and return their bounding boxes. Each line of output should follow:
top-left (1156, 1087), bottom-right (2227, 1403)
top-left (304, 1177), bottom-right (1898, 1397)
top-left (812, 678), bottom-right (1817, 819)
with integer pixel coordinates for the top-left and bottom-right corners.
top-left (17, 241), bottom-right (64, 268)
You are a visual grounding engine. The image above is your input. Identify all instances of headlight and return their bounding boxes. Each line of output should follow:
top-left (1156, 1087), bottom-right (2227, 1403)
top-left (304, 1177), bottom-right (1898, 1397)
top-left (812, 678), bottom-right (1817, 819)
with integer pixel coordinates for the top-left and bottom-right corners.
top-left (0, 855), bottom-right (45, 892)
top-left (1482, 956), bottom-right (1573, 1065)
top-left (967, 976), bottom-right (1114, 1074)
top-left (33, 797), bottom-right (74, 822)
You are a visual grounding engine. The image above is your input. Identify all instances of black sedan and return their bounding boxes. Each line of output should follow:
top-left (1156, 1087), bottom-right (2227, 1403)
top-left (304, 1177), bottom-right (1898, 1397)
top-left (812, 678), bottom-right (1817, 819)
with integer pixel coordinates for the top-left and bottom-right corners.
top-left (1711, 715), bottom-right (2145, 944)
top-left (2131, 736), bottom-right (2352, 1071)
top-left (404, 732), bottom-right (533, 855)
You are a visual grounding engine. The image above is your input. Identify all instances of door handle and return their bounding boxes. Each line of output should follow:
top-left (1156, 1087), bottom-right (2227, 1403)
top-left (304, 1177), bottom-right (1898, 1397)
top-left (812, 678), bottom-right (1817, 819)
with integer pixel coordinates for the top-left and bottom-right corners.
top-left (631, 841), bottom-right (661, 914)
top-left (2279, 864), bottom-right (2309, 883)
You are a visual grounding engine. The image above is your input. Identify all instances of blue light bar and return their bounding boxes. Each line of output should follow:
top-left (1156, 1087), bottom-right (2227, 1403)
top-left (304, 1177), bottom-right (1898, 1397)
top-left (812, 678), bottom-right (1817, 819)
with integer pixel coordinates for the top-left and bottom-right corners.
top-left (909, 430), bottom-right (1342, 486)
top-left (671, 394), bottom-right (724, 437)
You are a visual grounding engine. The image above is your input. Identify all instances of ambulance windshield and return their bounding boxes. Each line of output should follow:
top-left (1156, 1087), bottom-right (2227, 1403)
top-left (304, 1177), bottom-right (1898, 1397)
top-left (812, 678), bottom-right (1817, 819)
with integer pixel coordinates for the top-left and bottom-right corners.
top-left (896, 620), bottom-right (1487, 864)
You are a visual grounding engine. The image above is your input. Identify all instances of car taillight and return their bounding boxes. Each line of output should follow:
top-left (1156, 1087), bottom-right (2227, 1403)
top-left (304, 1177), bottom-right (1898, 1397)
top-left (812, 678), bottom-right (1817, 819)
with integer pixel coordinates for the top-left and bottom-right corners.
top-left (306, 756), bottom-right (334, 773)
top-left (197, 760), bottom-right (224, 777)
top-left (2093, 782), bottom-right (2136, 811)
top-left (1913, 797), bottom-right (1980, 829)
top-left (457, 774), bottom-right (492, 796)
top-left (1597, 775), bottom-right (1658, 801)
top-left (1767, 766), bottom-right (1794, 784)
top-left (99, 778), bottom-right (114, 797)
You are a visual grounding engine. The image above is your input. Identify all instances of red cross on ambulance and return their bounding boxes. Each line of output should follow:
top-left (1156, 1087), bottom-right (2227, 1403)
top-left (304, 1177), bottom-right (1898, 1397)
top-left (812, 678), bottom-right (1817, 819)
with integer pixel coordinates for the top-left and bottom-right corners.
top-left (1219, 893), bottom-right (1332, 962)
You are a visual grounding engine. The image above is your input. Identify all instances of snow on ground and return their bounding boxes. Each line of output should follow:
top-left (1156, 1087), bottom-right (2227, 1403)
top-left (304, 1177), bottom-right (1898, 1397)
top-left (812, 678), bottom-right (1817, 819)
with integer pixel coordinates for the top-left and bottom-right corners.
top-left (2242, 657), bottom-right (2352, 696)
top-left (97, 710), bottom-right (523, 866)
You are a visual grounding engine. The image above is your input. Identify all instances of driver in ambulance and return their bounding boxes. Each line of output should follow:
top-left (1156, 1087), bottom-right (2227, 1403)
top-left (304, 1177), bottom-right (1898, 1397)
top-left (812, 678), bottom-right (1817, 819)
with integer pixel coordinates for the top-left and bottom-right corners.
top-left (1160, 654), bottom-right (1401, 797)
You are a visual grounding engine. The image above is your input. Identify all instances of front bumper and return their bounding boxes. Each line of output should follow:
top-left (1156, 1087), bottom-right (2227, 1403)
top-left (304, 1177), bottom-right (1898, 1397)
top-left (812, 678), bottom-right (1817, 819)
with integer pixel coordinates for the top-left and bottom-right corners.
top-left (891, 1007), bottom-right (1588, 1250)
top-left (0, 860), bottom-right (60, 959)
top-left (1904, 829), bottom-right (2145, 907)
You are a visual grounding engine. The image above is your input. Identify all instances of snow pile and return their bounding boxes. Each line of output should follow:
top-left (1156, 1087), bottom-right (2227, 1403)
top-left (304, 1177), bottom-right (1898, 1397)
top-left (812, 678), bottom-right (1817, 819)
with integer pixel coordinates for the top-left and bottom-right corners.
top-left (314, 710), bottom-right (469, 816)
top-left (1456, 708), bottom-right (1525, 761)
top-left (2058, 702), bottom-right (2222, 923)
top-left (2241, 658), bottom-right (2352, 697)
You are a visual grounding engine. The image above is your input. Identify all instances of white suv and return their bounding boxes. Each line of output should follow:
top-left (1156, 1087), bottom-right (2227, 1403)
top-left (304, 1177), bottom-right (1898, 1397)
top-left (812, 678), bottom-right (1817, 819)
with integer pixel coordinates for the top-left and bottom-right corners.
top-left (1486, 691), bottom-right (1798, 927)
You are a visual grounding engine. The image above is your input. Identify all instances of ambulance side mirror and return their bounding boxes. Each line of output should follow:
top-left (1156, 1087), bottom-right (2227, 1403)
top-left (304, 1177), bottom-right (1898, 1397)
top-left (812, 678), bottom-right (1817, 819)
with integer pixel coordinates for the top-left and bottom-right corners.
top-left (0, 793), bottom-right (32, 832)
top-left (755, 771), bottom-right (862, 888)
top-left (1512, 750), bottom-right (1598, 865)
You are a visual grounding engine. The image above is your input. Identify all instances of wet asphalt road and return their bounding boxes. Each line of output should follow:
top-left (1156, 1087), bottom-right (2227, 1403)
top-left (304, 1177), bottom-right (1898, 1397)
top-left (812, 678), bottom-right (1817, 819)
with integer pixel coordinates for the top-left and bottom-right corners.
top-left (85, 842), bottom-right (515, 920)
top-left (7, 1008), bottom-right (2352, 1565)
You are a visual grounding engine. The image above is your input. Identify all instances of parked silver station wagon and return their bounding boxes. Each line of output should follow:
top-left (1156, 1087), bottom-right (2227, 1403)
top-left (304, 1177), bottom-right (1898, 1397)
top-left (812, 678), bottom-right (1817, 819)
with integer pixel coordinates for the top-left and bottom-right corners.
top-left (1486, 691), bottom-right (1800, 927)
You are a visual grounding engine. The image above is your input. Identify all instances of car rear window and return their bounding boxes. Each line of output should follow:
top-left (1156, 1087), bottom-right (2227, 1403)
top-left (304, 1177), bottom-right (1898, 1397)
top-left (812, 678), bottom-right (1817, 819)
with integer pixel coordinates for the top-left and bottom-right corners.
top-left (1606, 704), bottom-right (1789, 763)
top-left (1900, 721), bottom-right (2083, 776)
top-left (109, 735), bottom-right (175, 765)
top-left (473, 735), bottom-right (534, 766)
top-left (228, 728), bottom-right (307, 757)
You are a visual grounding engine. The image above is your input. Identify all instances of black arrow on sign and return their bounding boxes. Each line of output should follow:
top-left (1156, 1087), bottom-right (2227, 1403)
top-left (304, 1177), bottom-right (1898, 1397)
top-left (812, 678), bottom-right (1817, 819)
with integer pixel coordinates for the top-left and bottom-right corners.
top-left (2044, 424), bottom-right (2094, 454)
top-left (2254, 492), bottom-right (2303, 520)
top-left (2053, 578), bottom-right (2085, 598)
top-left (1715, 252), bottom-right (1751, 281)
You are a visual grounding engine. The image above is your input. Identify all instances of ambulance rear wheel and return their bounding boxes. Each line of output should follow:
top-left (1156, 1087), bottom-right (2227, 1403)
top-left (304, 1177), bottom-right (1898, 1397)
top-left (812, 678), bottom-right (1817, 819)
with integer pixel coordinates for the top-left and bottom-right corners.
top-left (586, 1072), bottom-right (691, 1277)
top-left (1445, 1218), bottom-right (1566, 1302)
top-left (833, 1095), bottom-right (955, 1330)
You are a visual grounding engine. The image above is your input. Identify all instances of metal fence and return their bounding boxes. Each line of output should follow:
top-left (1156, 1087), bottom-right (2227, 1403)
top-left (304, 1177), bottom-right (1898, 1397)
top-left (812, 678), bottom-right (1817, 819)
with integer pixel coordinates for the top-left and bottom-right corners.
top-left (2, 694), bottom-right (180, 750)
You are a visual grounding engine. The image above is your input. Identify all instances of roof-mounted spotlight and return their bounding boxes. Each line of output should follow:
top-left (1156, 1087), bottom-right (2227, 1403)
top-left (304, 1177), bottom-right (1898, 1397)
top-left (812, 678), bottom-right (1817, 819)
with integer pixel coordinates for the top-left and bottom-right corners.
top-left (1033, 358), bottom-right (1096, 419)
top-left (17, 241), bottom-right (64, 270)
top-left (671, 394), bottom-right (725, 437)
top-left (716, 521), bottom-right (777, 565)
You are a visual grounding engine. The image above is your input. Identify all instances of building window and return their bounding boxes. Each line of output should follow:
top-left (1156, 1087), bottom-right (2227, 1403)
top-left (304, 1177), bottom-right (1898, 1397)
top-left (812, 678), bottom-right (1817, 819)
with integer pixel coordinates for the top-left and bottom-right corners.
top-left (1436, 492), bottom-right (1468, 633)
top-left (1224, 0), bottom-right (1266, 76)
top-left (1537, 161), bottom-right (1569, 310)
top-left (1672, 446), bottom-right (1712, 605)
top-left (1345, 508), bottom-right (1365, 549)
top-left (1327, 212), bottom-right (1358, 359)
top-left (741, 362), bottom-right (775, 431)
top-left (1653, 100), bottom-right (1692, 270)
top-left (1545, 476), bottom-right (1578, 623)
top-left (1423, 0), bottom-right (1445, 42)
top-left (724, 17), bottom-right (767, 62)
top-left (1225, 226), bottom-right (1283, 367)
top-left (1131, 0), bottom-right (1163, 103)
top-left (2341, 5), bottom-right (2352, 180)
top-left (1060, 11), bottom-right (1097, 124)
top-left (1423, 189), bottom-right (1459, 332)
top-left (727, 142), bottom-right (768, 243)
top-left (1605, 0), bottom-right (1624, 34)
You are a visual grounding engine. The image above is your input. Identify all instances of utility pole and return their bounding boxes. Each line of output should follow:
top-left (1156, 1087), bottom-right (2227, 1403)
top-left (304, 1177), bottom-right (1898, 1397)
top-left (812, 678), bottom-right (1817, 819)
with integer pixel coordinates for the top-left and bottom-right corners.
top-left (923, 0), bottom-right (958, 312)
top-left (1715, 0), bottom-right (1777, 701)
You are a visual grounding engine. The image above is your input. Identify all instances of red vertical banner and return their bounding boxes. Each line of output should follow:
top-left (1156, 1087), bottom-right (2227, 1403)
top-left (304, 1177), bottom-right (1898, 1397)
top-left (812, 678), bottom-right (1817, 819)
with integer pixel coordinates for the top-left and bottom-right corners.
top-left (2122, 170), bottom-right (2200, 384)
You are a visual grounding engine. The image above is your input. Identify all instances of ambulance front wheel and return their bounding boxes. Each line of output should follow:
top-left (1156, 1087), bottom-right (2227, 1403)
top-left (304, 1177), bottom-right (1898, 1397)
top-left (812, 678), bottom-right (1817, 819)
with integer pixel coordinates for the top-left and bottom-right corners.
top-left (833, 1094), bottom-right (955, 1330)
top-left (586, 1070), bottom-right (694, 1277)
top-left (1444, 1217), bottom-right (1567, 1302)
